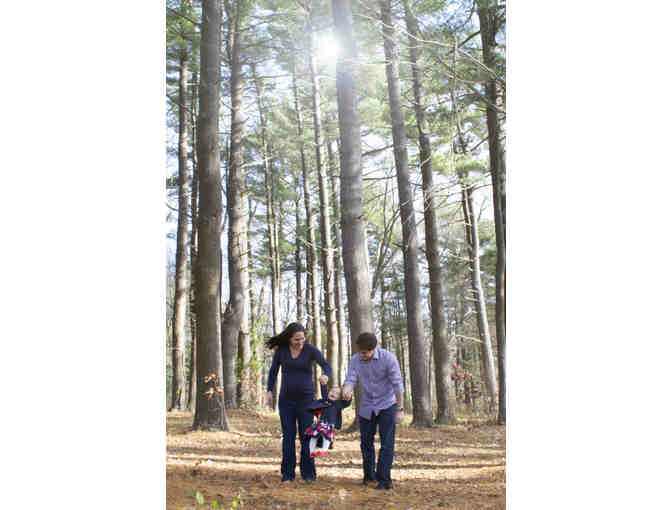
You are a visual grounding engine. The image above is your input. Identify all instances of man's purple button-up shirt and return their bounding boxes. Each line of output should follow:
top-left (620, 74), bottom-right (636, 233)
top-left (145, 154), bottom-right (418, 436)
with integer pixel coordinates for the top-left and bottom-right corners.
top-left (344, 347), bottom-right (404, 419)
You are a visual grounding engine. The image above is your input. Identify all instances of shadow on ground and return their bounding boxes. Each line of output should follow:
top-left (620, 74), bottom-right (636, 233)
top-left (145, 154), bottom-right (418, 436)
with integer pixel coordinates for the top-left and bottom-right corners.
top-left (166, 409), bottom-right (505, 510)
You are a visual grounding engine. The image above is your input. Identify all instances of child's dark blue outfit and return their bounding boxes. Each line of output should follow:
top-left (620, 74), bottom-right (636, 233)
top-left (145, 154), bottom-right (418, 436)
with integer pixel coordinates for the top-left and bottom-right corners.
top-left (304, 384), bottom-right (351, 457)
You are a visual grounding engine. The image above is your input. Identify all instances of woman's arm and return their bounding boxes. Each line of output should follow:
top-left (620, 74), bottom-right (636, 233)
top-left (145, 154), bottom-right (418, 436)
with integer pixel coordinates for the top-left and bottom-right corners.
top-left (266, 348), bottom-right (281, 393)
top-left (311, 344), bottom-right (333, 382)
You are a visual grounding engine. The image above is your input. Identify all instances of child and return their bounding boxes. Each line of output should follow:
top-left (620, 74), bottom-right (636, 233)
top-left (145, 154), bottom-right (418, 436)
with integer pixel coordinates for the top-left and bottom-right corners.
top-left (304, 384), bottom-right (352, 458)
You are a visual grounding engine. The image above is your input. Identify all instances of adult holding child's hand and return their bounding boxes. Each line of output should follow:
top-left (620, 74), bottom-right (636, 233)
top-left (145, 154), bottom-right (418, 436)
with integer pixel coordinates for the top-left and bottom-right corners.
top-left (265, 322), bottom-right (332, 483)
top-left (343, 332), bottom-right (404, 491)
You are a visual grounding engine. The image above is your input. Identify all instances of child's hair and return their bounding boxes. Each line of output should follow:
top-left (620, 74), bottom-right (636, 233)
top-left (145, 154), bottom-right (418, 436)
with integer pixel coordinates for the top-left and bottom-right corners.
top-left (265, 322), bottom-right (305, 349)
top-left (328, 386), bottom-right (343, 399)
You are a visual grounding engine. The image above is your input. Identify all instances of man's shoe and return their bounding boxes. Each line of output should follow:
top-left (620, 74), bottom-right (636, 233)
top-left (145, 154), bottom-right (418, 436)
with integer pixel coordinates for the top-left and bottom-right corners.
top-left (281, 477), bottom-right (294, 483)
top-left (362, 478), bottom-right (375, 486)
top-left (375, 482), bottom-right (392, 490)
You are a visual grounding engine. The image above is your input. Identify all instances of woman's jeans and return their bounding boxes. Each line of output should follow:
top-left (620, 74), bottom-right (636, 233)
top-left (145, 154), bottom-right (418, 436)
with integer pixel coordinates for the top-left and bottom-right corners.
top-left (359, 403), bottom-right (397, 487)
top-left (278, 397), bottom-right (316, 480)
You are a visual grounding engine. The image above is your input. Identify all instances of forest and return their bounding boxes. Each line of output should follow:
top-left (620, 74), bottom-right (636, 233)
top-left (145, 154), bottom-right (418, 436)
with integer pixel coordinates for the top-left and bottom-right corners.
top-left (166, 0), bottom-right (505, 427)
top-left (165, 0), bottom-right (505, 506)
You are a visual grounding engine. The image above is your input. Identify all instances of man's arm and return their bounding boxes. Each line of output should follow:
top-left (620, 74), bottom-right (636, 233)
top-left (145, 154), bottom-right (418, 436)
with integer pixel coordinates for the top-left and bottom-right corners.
top-left (342, 356), bottom-right (358, 400)
top-left (387, 352), bottom-right (404, 397)
top-left (387, 353), bottom-right (404, 421)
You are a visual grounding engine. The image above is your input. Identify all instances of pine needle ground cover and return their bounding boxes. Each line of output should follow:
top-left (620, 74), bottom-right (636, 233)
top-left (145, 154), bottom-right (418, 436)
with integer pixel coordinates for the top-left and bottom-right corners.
top-left (167, 409), bottom-right (505, 509)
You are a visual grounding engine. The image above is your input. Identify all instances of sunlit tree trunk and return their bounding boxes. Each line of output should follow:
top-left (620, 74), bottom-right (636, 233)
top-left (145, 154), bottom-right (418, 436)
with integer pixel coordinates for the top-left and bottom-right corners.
top-left (291, 60), bottom-right (321, 374)
top-left (332, 0), bottom-right (374, 346)
top-left (332, 0), bottom-right (374, 428)
top-left (326, 133), bottom-right (346, 385)
top-left (379, 0), bottom-right (432, 427)
top-left (402, 0), bottom-right (456, 424)
top-left (295, 169), bottom-right (303, 322)
top-left (307, 11), bottom-right (338, 383)
top-left (193, 0), bottom-right (228, 430)
top-left (170, 43), bottom-right (189, 412)
top-left (380, 275), bottom-right (388, 350)
top-left (187, 66), bottom-right (198, 413)
top-left (221, 0), bottom-right (250, 410)
top-left (477, 0), bottom-right (506, 424)
top-left (252, 63), bottom-right (280, 338)
top-left (460, 176), bottom-right (497, 410)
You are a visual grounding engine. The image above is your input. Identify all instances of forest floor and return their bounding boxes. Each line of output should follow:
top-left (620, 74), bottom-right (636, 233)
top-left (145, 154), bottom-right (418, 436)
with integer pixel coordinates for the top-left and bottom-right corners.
top-left (166, 408), bottom-right (505, 510)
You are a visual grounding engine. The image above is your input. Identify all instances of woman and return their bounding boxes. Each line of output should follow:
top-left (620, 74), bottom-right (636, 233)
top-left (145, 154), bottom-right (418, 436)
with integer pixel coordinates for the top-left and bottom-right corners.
top-left (266, 322), bottom-right (332, 482)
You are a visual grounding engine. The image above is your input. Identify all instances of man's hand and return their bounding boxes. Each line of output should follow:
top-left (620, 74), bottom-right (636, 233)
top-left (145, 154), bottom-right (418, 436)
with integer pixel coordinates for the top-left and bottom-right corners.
top-left (394, 409), bottom-right (404, 424)
top-left (266, 391), bottom-right (274, 408)
top-left (342, 384), bottom-right (353, 400)
top-left (319, 375), bottom-right (329, 386)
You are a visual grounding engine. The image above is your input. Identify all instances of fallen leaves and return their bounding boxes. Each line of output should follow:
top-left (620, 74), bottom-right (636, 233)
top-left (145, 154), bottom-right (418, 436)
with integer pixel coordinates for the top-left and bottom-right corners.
top-left (166, 409), bottom-right (505, 510)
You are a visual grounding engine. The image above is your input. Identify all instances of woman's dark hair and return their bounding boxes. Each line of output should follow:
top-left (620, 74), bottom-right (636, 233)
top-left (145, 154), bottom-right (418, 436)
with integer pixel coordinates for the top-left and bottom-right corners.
top-left (265, 322), bottom-right (306, 349)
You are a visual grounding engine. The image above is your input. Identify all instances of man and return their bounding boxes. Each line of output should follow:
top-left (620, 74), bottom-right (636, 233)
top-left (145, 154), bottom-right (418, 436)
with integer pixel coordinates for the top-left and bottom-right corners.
top-left (342, 332), bottom-right (404, 490)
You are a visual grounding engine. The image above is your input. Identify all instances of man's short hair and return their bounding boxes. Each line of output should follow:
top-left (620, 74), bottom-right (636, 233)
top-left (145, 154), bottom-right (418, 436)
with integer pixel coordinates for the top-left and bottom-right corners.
top-left (356, 332), bottom-right (377, 351)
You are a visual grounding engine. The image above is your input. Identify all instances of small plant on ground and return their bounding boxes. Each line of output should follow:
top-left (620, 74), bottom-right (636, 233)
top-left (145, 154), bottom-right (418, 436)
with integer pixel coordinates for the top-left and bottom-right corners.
top-left (189, 491), bottom-right (242, 510)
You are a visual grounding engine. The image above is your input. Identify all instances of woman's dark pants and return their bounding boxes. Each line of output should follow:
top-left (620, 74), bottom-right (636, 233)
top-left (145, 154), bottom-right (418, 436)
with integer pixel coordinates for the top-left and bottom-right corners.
top-left (278, 397), bottom-right (316, 481)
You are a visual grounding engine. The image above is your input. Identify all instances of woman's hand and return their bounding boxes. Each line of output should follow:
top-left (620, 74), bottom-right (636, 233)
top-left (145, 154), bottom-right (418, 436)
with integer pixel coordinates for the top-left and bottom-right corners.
top-left (318, 375), bottom-right (329, 386)
top-left (266, 391), bottom-right (274, 408)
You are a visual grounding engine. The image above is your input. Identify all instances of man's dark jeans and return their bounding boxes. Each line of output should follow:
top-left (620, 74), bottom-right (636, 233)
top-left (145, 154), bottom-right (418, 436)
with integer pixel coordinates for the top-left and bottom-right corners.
top-left (278, 397), bottom-right (316, 481)
top-left (360, 403), bottom-right (397, 487)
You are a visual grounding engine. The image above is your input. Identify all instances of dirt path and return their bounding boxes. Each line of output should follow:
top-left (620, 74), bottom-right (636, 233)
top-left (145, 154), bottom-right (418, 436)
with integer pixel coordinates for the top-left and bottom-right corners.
top-left (167, 409), bottom-right (505, 509)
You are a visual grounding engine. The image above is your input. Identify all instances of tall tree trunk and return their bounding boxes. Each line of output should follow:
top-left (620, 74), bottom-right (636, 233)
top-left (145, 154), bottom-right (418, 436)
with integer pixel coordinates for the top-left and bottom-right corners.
top-left (450, 33), bottom-right (498, 411)
top-left (403, 0), bottom-right (456, 424)
top-left (221, 0), bottom-right (250, 410)
top-left (332, 0), bottom-right (374, 350)
top-left (187, 65), bottom-right (199, 412)
top-left (477, 0), bottom-right (506, 424)
top-left (193, 0), bottom-right (228, 430)
top-left (380, 275), bottom-right (388, 350)
top-left (332, 0), bottom-right (374, 429)
top-left (292, 60), bottom-right (321, 369)
top-left (307, 12), bottom-right (338, 384)
top-left (245, 199), bottom-right (257, 407)
top-left (460, 178), bottom-right (497, 409)
top-left (252, 63), bottom-right (281, 338)
top-left (326, 133), bottom-right (347, 386)
top-left (379, 0), bottom-right (432, 427)
top-left (295, 169), bottom-right (303, 322)
top-left (170, 45), bottom-right (190, 412)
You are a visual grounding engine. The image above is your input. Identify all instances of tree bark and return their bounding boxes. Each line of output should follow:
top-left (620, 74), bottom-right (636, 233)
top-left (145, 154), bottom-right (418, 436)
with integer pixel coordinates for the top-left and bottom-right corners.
top-left (476, 0), bottom-right (506, 424)
top-left (187, 65), bottom-right (198, 413)
top-left (307, 12), bottom-right (338, 384)
top-left (403, 0), bottom-right (456, 424)
top-left (252, 63), bottom-right (281, 338)
top-left (380, 275), bottom-right (388, 350)
top-left (292, 60), bottom-right (321, 370)
top-left (332, 0), bottom-right (374, 429)
top-left (193, 0), bottom-right (228, 430)
top-left (295, 168), bottom-right (303, 323)
top-left (221, 0), bottom-right (250, 410)
top-left (379, 0), bottom-right (432, 427)
top-left (326, 133), bottom-right (347, 386)
top-left (460, 176), bottom-right (497, 409)
top-left (170, 43), bottom-right (190, 412)
top-left (332, 0), bottom-right (374, 344)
